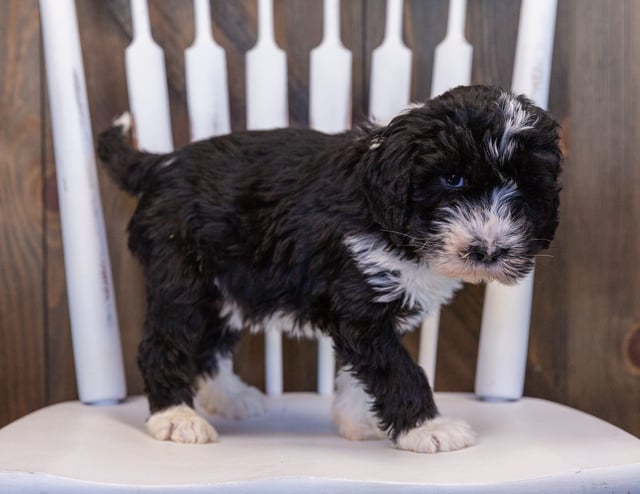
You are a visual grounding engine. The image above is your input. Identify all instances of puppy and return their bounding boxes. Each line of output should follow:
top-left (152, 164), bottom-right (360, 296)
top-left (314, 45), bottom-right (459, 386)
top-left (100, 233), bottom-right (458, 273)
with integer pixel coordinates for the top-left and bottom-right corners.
top-left (97, 85), bottom-right (561, 453)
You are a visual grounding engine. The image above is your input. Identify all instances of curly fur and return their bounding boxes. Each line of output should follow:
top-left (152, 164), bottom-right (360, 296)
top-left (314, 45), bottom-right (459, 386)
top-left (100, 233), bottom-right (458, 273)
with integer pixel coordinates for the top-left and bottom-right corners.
top-left (97, 85), bottom-right (561, 446)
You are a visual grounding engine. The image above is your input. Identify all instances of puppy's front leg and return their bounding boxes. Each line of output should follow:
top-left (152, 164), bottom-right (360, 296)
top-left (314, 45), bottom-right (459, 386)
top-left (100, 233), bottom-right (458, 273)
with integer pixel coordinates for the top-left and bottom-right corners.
top-left (334, 324), bottom-right (475, 453)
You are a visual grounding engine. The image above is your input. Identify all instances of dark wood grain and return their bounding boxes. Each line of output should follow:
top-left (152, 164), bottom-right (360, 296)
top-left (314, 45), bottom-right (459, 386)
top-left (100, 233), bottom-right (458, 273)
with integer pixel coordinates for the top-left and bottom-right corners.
top-left (524, 0), bottom-right (571, 405)
top-left (2, 0), bottom-right (640, 437)
top-left (556, 0), bottom-right (640, 433)
top-left (467, 0), bottom-right (520, 89)
top-left (405, 0), bottom-right (449, 101)
top-left (0, 0), bottom-right (47, 425)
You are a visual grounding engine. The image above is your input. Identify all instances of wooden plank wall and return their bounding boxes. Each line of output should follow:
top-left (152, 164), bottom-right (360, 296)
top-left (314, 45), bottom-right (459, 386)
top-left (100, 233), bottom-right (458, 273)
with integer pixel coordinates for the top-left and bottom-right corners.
top-left (1, 0), bottom-right (639, 438)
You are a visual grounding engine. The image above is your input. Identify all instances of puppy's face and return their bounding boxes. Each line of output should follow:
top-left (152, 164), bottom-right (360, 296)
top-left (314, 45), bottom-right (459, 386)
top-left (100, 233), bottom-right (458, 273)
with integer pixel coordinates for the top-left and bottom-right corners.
top-left (361, 85), bottom-right (562, 285)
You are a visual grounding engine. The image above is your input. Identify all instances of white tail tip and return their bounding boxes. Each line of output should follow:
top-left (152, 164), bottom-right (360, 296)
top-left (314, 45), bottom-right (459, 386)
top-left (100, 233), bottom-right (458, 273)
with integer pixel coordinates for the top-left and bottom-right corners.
top-left (112, 112), bottom-right (132, 134)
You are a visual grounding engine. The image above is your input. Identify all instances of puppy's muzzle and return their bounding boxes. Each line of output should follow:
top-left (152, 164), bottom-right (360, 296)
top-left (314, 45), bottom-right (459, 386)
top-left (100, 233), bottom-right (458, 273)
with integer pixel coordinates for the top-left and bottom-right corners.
top-left (463, 244), bottom-right (509, 265)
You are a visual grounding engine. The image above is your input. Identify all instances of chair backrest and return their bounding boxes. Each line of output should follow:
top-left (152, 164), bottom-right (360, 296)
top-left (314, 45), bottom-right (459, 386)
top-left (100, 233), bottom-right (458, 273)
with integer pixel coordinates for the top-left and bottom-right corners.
top-left (39, 0), bottom-right (558, 405)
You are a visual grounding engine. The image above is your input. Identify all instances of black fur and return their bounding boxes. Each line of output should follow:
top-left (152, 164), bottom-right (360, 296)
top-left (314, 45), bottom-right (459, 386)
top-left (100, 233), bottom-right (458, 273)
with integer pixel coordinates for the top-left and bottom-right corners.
top-left (97, 85), bottom-right (561, 441)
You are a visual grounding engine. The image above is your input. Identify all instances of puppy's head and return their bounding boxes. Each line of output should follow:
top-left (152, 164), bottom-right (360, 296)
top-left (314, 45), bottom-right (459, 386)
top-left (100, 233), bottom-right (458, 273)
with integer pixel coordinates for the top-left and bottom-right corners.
top-left (359, 85), bottom-right (562, 285)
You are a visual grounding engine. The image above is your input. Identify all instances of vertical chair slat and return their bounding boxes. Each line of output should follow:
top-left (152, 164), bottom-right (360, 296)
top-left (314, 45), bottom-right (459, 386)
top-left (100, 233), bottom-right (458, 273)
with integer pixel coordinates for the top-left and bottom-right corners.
top-left (430, 0), bottom-right (473, 98)
top-left (316, 338), bottom-right (336, 395)
top-left (264, 329), bottom-right (283, 395)
top-left (39, 0), bottom-right (126, 404)
top-left (369, 0), bottom-right (411, 125)
top-left (185, 0), bottom-right (231, 141)
top-left (418, 0), bottom-right (473, 387)
top-left (418, 312), bottom-right (441, 388)
top-left (475, 0), bottom-right (558, 401)
top-left (246, 0), bottom-right (288, 131)
top-left (246, 0), bottom-right (288, 395)
top-left (309, 0), bottom-right (353, 394)
top-left (309, 0), bottom-right (352, 134)
top-left (125, 0), bottom-right (173, 153)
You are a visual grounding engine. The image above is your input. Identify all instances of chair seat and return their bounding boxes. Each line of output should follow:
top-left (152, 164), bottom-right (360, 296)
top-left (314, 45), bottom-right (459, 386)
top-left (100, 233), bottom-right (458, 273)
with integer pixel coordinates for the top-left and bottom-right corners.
top-left (0, 392), bottom-right (638, 493)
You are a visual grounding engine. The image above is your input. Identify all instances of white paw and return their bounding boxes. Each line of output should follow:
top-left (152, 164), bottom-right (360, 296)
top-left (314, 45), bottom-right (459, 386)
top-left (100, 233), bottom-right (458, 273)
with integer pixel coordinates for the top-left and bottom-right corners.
top-left (197, 360), bottom-right (266, 420)
top-left (395, 417), bottom-right (476, 453)
top-left (147, 404), bottom-right (218, 444)
top-left (199, 382), bottom-right (265, 419)
top-left (332, 369), bottom-right (387, 441)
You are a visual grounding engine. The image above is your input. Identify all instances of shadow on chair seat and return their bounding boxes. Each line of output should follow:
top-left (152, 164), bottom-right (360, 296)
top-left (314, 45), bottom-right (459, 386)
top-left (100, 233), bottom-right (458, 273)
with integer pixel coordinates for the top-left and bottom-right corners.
top-left (1, 393), bottom-right (639, 493)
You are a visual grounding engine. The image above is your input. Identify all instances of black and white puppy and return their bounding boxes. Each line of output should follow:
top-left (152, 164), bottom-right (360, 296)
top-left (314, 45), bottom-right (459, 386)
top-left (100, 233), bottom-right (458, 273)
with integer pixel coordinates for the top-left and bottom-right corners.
top-left (97, 85), bottom-right (561, 453)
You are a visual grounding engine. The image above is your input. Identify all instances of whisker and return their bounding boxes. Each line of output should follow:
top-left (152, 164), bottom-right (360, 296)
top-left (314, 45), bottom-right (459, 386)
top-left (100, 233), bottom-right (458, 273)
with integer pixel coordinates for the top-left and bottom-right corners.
top-left (380, 229), bottom-right (425, 243)
top-left (529, 238), bottom-right (554, 243)
top-left (418, 239), bottom-right (432, 252)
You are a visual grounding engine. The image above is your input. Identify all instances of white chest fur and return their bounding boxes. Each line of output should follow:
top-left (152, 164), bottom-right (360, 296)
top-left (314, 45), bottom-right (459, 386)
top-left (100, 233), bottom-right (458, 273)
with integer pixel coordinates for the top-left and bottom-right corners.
top-left (216, 234), bottom-right (461, 337)
top-left (344, 234), bottom-right (462, 333)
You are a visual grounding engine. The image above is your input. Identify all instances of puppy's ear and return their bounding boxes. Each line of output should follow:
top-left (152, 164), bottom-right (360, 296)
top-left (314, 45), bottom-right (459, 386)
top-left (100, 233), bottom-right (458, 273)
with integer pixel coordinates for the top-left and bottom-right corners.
top-left (357, 123), bottom-right (416, 246)
top-left (533, 151), bottom-right (563, 250)
top-left (516, 100), bottom-right (564, 250)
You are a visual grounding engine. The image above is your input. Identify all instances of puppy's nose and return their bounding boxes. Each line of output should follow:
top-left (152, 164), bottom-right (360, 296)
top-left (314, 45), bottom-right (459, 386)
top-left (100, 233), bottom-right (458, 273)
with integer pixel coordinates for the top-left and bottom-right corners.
top-left (468, 246), bottom-right (507, 264)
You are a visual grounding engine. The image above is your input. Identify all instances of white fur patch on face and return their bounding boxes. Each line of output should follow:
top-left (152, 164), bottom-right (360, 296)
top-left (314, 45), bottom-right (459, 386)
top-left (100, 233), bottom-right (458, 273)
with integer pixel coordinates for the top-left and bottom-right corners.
top-left (487, 92), bottom-right (536, 162)
top-left (147, 404), bottom-right (218, 444)
top-left (428, 182), bottom-right (530, 284)
top-left (197, 358), bottom-right (266, 419)
top-left (344, 234), bottom-right (462, 332)
top-left (219, 298), bottom-right (320, 338)
top-left (332, 369), bottom-right (387, 441)
top-left (395, 416), bottom-right (476, 453)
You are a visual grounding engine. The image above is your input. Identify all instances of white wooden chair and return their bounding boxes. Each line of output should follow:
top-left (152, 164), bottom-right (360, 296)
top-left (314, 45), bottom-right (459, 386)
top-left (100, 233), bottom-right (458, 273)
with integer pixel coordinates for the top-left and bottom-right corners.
top-left (1, 0), bottom-right (639, 492)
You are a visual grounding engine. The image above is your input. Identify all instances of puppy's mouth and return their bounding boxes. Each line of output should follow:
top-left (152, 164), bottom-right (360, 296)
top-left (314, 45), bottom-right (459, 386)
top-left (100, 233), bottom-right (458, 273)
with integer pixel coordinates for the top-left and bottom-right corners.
top-left (446, 245), bottom-right (534, 285)
top-left (420, 236), bottom-right (536, 285)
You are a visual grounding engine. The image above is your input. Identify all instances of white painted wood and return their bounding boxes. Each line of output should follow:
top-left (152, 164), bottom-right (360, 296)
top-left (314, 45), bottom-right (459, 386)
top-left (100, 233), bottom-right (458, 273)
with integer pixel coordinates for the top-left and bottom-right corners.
top-left (476, 271), bottom-right (535, 400)
top-left (316, 337), bottom-right (336, 395)
top-left (475, 0), bottom-right (558, 401)
top-left (309, 0), bottom-right (352, 394)
top-left (39, 0), bottom-right (126, 405)
top-left (2, 393), bottom-right (639, 492)
top-left (246, 0), bottom-right (288, 395)
top-left (430, 0), bottom-right (473, 97)
top-left (264, 329), bottom-right (283, 395)
top-left (125, 0), bottom-right (173, 152)
top-left (246, 0), bottom-right (288, 130)
top-left (185, 0), bottom-right (231, 140)
top-left (418, 307), bottom-right (440, 385)
top-left (419, 0), bottom-right (473, 387)
top-left (309, 0), bottom-right (352, 133)
top-left (369, 0), bottom-right (412, 125)
top-left (510, 0), bottom-right (557, 107)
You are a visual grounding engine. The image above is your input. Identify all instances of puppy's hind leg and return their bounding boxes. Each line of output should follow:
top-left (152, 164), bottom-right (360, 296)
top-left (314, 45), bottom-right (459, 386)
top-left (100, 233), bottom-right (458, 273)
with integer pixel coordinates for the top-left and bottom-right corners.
top-left (197, 357), bottom-right (266, 420)
top-left (194, 308), bottom-right (265, 420)
top-left (138, 255), bottom-right (219, 444)
top-left (140, 332), bottom-right (219, 444)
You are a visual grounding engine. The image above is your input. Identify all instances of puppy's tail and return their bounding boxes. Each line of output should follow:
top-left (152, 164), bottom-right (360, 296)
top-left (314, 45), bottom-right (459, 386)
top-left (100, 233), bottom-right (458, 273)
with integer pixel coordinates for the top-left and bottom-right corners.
top-left (97, 112), bottom-right (165, 195)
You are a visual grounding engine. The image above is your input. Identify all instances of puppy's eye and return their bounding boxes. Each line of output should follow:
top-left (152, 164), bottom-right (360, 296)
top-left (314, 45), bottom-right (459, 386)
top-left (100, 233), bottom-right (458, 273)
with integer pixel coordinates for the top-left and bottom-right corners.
top-left (441, 174), bottom-right (466, 189)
